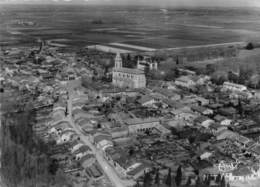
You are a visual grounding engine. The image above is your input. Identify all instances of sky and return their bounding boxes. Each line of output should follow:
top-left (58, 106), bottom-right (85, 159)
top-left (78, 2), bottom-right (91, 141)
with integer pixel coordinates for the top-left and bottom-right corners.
top-left (0, 0), bottom-right (260, 7)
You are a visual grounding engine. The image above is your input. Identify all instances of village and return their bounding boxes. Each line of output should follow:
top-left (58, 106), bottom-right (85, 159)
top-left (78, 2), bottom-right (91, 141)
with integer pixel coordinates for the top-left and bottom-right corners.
top-left (1, 42), bottom-right (260, 187)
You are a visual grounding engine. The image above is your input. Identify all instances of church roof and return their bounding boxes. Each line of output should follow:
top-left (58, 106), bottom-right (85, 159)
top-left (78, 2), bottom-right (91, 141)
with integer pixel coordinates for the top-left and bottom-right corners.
top-left (114, 67), bottom-right (144, 75)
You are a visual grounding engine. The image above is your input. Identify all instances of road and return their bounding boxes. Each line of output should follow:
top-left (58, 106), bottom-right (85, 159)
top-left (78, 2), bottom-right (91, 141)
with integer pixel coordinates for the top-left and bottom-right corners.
top-left (66, 82), bottom-right (134, 187)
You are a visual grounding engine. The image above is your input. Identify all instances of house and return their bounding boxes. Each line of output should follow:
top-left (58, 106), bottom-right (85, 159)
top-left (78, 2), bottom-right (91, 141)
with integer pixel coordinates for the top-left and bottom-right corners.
top-left (235, 135), bottom-right (251, 148)
top-left (86, 163), bottom-right (103, 178)
top-left (213, 114), bottom-right (227, 122)
top-left (93, 132), bottom-right (113, 151)
top-left (71, 142), bottom-right (85, 154)
top-left (52, 109), bottom-right (65, 122)
top-left (218, 107), bottom-right (237, 117)
top-left (153, 88), bottom-right (181, 101)
top-left (208, 123), bottom-right (225, 135)
top-left (216, 129), bottom-right (238, 140)
top-left (220, 119), bottom-right (233, 126)
top-left (222, 82), bottom-right (247, 92)
top-left (79, 154), bottom-right (95, 168)
top-left (175, 76), bottom-right (196, 89)
top-left (110, 127), bottom-right (129, 139)
top-left (137, 56), bottom-right (158, 71)
top-left (191, 106), bottom-right (213, 116)
top-left (51, 121), bottom-right (71, 133)
top-left (171, 109), bottom-right (197, 123)
top-left (194, 116), bottom-right (214, 128)
top-left (105, 147), bottom-right (151, 179)
top-left (74, 145), bottom-right (92, 160)
top-left (57, 130), bottom-right (77, 144)
top-left (225, 165), bottom-right (260, 182)
top-left (126, 162), bottom-right (151, 180)
top-left (163, 81), bottom-right (178, 90)
top-left (125, 118), bottom-right (160, 133)
top-left (137, 95), bottom-right (156, 107)
top-left (105, 147), bottom-right (131, 178)
top-left (196, 75), bottom-right (211, 85)
top-left (165, 118), bottom-right (187, 128)
top-left (200, 152), bottom-right (213, 160)
top-left (250, 144), bottom-right (260, 158)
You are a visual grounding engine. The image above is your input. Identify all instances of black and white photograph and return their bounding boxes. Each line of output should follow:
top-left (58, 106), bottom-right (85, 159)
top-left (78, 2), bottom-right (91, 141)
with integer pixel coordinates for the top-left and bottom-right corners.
top-left (1, 0), bottom-right (260, 187)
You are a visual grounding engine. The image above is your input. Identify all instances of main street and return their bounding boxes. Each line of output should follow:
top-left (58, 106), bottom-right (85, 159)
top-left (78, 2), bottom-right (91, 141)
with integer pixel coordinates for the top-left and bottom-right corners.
top-left (66, 81), bottom-right (135, 187)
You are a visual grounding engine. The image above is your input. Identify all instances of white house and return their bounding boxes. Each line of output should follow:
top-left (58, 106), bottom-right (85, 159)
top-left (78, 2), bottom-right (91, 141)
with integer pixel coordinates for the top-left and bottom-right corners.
top-left (175, 76), bottom-right (196, 89)
top-left (74, 145), bottom-right (91, 160)
top-left (200, 152), bottom-right (213, 160)
top-left (220, 119), bottom-right (233, 126)
top-left (71, 143), bottom-right (84, 154)
top-left (93, 133), bottom-right (113, 151)
top-left (137, 95), bottom-right (156, 107)
top-left (57, 130), bottom-right (76, 144)
top-left (222, 82), bottom-right (247, 92)
top-left (225, 165), bottom-right (260, 182)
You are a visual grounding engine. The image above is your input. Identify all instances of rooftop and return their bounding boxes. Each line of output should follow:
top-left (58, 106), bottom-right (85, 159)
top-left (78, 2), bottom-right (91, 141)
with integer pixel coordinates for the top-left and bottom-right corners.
top-left (232, 166), bottom-right (252, 176)
top-left (114, 67), bottom-right (144, 75)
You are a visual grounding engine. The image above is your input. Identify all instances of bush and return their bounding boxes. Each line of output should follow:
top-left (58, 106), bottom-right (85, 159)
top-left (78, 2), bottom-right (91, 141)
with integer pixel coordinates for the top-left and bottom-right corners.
top-left (245, 42), bottom-right (254, 50)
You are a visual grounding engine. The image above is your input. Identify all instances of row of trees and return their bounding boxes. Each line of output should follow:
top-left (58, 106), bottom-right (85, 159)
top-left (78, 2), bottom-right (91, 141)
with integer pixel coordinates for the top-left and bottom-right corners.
top-left (136, 166), bottom-right (183, 187)
top-left (0, 94), bottom-right (72, 187)
top-left (136, 167), bottom-right (230, 187)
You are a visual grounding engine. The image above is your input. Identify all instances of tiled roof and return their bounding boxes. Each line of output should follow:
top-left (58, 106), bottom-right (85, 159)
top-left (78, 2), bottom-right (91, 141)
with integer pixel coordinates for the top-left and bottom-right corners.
top-left (126, 162), bottom-right (150, 176)
top-left (232, 167), bottom-right (252, 176)
top-left (114, 67), bottom-right (144, 75)
top-left (125, 117), bottom-right (160, 125)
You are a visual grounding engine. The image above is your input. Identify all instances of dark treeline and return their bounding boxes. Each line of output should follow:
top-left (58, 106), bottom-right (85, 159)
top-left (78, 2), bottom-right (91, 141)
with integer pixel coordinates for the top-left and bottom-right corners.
top-left (0, 93), bottom-right (71, 187)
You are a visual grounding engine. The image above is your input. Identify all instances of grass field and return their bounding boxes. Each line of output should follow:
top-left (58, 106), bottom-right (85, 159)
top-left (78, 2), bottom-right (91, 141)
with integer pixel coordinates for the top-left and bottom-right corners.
top-left (1, 5), bottom-right (260, 49)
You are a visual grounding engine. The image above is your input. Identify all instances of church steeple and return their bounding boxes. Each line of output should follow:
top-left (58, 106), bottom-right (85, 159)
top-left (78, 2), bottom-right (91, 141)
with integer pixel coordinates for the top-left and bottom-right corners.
top-left (114, 53), bottom-right (122, 69)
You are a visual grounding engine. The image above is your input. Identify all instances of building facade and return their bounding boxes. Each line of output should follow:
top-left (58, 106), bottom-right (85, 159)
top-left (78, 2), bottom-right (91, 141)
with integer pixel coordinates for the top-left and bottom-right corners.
top-left (222, 82), bottom-right (247, 92)
top-left (112, 53), bottom-right (146, 89)
top-left (137, 56), bottom-right (158, 71)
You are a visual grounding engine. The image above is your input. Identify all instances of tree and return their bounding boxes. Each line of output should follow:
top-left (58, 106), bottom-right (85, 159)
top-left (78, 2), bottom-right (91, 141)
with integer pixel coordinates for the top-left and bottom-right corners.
top-left (238, 65), bottom-right (253, 84)
top-left (48, 159), bottom-right (59, 175)
top-left (195, 176), bottom-right (201, 187)
top-left (175, 166), bottom-right (182, 186)
top-left (245, 42), bottom-right (254, 50)
top-left (143, 172), bottom-right (152, 187)
top-left (220, 176), bottom-right (226, 187)
top-left (249, 74), bottom-right (260, 89)
top-left (211, 71), bottom-right (228, 85)
top-left (228, 71), bottom-right (238, 83)
top-left (154, 169), bottom-right (160, 187)
top-left (127, 54), bottom-right (131, 61)
top-left (205, 64), bottom-right (215, 75)
top-left (128, 148), bottom-right (134, 156)
top-left (227, 182), bottom-right (231, 187)
top-left (237, 99), bottom-right (244, 116)
top-left (136, 180), bottom-right (141, 187)
top-left (204, 174), bottom-right (211, 186)
top-left (170, 127), bottom-right (178, 136)
top-left (185, 176), bottom-right (192, 186)
top-left (165, 168), bottom-right (172, 187)
top-left (174, 68), bottom-right (180, 78)
top-left (216, 174), bottom-right (221, 184)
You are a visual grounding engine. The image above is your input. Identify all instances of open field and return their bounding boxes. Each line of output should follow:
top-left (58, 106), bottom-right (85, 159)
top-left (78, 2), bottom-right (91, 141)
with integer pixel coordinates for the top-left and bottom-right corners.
top-left (1, 5), bottom-right (260, 49)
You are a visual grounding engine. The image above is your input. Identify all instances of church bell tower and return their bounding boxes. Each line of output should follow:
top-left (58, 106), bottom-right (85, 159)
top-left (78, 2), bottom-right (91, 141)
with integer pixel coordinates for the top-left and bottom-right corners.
top-left (114, 53), bottom-right (122, 69)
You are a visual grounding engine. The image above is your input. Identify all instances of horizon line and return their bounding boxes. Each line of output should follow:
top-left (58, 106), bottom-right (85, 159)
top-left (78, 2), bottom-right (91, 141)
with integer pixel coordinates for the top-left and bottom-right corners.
top-left (1, 3), bottom-right (260, 8)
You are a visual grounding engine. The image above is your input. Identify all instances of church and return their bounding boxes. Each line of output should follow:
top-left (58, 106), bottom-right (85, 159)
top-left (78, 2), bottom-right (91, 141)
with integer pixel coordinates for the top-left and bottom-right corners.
top-left (112, 53), bottom-right (146, 89)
